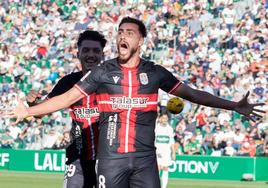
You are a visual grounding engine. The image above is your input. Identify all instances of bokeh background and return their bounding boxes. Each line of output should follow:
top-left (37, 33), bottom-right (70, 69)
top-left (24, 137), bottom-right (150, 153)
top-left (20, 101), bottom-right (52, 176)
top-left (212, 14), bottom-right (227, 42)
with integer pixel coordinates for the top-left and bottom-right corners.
top-left (0, 0), bottom-right (268, 159)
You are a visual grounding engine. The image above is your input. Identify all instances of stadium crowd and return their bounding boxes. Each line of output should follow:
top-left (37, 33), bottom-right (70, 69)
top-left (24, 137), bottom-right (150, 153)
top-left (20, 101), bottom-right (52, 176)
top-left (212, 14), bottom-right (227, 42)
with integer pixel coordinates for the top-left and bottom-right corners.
top-left (0, 0), bottom-right (268, 157)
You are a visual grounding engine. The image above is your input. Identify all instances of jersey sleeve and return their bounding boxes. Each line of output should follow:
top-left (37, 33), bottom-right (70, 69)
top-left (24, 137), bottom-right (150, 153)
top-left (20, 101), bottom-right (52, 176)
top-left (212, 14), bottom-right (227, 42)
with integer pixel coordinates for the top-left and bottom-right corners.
top-left (47, 73), bottom-right (81, 99)
top-left (47, 77), bottom-right (68, 99)
top-left (75, 66), bottom-right (103, 96)
top-left (156, 65), bottom-right (182, 93)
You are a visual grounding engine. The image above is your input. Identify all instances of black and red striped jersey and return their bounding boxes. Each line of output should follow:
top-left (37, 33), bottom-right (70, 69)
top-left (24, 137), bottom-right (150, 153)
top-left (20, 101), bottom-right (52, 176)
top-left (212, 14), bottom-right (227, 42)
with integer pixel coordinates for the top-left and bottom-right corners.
top-left (75, 58), bottom-right (181, 159)
top-left (47, 71), bottom-right (99, 163)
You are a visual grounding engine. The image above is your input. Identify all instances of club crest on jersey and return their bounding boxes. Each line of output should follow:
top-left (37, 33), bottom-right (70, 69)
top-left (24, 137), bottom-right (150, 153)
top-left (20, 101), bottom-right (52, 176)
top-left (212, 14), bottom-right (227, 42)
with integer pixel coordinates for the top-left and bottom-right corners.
top-left (139, 73), bottom-right (148, 85)
top-left (112, 76), bottom-right (120, 84)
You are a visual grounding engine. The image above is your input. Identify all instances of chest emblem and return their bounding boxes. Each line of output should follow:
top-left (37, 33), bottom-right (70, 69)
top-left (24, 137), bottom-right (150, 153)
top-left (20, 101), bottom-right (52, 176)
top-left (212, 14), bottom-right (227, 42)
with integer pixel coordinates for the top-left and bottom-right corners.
top-left (112, 76), bottom-right (120, 84)
top-left (139, 73), bottom-right (148, 85)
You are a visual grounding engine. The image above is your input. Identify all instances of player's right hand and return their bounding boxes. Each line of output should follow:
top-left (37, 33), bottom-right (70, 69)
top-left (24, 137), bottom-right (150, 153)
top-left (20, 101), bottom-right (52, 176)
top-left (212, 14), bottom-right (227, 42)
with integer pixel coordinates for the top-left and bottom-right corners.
top-left (1, 96), bottom-right (29, 124)
top-left (26, 90), bottom-right (42, 105)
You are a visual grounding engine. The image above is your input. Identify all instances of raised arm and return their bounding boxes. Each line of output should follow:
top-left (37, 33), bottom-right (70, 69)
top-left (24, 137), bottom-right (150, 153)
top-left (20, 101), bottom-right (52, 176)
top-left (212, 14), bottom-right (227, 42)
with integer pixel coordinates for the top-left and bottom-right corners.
top-left (4, 87), bottom-right (84, 123)
top-left (171, 83), bottom-right (265, 121)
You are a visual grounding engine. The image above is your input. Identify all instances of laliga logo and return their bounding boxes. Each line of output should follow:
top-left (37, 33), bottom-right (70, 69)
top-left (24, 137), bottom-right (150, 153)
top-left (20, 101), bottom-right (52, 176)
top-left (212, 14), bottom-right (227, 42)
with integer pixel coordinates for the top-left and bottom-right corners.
top-left (34, 153), bottom-right (66, 171)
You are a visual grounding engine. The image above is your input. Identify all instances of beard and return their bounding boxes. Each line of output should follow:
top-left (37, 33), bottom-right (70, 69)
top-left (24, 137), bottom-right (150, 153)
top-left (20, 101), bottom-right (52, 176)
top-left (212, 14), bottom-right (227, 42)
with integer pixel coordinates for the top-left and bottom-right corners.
top-left (118, 45), bottom-right (138, 64)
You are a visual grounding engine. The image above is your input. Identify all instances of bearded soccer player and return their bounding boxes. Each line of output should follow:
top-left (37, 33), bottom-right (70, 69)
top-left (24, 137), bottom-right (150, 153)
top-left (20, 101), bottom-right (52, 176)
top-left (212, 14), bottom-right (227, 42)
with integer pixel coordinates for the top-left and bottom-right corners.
top-left (4, 17), bottom-right (265, 188)
top-left (26, 30), bottom-right (106, 188)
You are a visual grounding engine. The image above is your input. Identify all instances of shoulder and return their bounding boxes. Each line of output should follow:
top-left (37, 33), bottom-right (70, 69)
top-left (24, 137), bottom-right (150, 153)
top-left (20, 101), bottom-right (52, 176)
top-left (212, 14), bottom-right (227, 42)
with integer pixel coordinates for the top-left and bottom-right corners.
top-left (104, 58), bottom-right (118, 65)
top-left (84, 59), bottom-right (119, 80)
top-left (48, 71), bottom-right (83, 98)
top-left (142, 59), bottom-right (167, 70)
top-left (98, 58), bottom-right (120, 71)
top-left (140, 58), bottom-right (155, 66)
top-left (168, 126), bottom-right (174, 132)
top-left (155, 124), bottom-right (161, 131)
top-left (55, 71), bottom-right (82, 87)
top-left (139, 58), bottom-right (159, 71)
top-left (59, 71), bottom-right (83, 82)
top-left (103, 58), bottom-right (119, 67)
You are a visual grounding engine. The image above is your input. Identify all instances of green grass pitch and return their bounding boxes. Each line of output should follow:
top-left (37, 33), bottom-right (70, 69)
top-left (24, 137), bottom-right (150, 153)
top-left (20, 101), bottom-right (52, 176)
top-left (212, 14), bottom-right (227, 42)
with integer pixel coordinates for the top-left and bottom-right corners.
top-left (0, 171), bottom-right (267, 188)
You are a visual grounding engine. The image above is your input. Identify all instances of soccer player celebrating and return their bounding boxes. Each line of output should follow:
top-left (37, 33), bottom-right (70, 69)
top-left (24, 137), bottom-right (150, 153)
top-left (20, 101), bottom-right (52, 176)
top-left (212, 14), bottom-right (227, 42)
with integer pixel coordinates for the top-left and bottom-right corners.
top-left (155, 113), bottom-right (176, 188)
top-left (3, 17), bottom-right (265, 188)
top-left (26, 30), bottom-right (106, 188)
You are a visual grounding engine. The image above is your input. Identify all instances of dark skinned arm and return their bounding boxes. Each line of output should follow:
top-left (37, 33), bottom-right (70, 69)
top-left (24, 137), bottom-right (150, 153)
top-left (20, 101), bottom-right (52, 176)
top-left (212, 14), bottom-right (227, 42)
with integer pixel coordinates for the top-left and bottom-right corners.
top-left (172, 83), bottom-right (265, 121)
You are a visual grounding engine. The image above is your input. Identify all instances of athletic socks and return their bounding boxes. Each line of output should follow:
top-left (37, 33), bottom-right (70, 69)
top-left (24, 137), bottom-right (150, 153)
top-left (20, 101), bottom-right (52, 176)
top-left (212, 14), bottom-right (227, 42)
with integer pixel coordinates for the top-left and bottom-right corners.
top-left (162, 170), bottom-right (168, 188)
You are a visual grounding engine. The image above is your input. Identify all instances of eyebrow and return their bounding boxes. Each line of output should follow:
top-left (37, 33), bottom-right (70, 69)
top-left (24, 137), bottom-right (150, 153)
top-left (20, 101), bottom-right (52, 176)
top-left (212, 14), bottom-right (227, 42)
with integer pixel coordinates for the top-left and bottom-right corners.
top-left (118, 28), bottom-right (136, 32)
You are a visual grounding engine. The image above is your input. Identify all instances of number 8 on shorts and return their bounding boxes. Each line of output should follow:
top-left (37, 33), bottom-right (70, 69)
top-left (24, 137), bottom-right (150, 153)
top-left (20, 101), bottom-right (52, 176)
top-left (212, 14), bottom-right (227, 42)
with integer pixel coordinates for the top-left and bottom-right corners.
top-left (98, 175), bottom-right (106, 188)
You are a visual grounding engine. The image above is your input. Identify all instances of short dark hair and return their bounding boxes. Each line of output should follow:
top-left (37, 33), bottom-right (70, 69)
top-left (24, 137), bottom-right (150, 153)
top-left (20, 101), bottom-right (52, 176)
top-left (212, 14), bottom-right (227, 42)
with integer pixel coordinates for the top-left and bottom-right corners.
top-left (77, 30), bottom-right (107, 48)
top-left (119, 17), bottom-right (147, 38)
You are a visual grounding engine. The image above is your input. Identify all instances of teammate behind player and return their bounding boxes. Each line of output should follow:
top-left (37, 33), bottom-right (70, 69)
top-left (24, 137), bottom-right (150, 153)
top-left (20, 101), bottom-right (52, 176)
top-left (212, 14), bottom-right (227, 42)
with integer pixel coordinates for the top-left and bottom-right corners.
top-left (26, 30), bottom-right (106, 188)
top-left (155, 113), bottom-right (176, 188)
top-left (3, 17), bottom-right (265, 188)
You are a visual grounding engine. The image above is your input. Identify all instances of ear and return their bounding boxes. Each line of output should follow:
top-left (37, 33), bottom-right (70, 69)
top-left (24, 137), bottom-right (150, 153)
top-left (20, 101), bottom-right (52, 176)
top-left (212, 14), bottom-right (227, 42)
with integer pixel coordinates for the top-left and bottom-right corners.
top-left (138, 37), bottom-right (144, 47)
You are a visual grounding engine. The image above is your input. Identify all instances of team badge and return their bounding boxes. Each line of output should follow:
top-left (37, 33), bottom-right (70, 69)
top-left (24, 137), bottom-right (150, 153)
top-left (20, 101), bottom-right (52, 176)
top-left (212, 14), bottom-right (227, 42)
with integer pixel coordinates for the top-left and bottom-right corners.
top-left (139, 73), bottom-right (148, 85)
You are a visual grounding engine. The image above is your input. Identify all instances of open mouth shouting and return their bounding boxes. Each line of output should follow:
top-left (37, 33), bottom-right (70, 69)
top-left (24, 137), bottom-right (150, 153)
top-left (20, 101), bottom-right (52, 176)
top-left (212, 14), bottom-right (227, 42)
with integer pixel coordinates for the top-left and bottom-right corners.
top-left (118, 41), bottom-right (129, 56)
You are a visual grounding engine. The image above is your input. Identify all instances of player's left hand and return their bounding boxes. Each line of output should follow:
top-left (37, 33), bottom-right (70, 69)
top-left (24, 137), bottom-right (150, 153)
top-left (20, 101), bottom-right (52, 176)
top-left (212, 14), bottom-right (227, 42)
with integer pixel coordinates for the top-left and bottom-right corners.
top-left (234, 91), bottom-right (265, 122)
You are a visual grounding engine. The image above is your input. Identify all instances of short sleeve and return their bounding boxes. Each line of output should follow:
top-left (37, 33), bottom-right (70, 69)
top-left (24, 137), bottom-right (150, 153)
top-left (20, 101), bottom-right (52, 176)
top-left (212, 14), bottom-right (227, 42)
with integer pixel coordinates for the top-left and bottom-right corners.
top-left (47, 73), bottom-right (81, 99)
top-left (156, 65), bottom-right (182, 93)
top-left (47, 79), bottom-right (65, 99)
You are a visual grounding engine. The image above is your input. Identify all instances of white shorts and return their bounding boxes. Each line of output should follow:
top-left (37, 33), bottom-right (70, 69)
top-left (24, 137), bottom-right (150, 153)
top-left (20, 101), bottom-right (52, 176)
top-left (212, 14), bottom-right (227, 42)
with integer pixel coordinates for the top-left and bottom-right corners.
top-left (156, 151), bottom-right (172, 167)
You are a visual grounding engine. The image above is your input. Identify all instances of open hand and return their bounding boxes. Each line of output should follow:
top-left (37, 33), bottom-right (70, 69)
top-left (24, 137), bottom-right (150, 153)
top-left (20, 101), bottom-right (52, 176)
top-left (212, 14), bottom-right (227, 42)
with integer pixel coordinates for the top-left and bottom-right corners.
top-left (1, 96), bottom-right (29, 124)
top-left (234, 91), bottom-right (265, 122)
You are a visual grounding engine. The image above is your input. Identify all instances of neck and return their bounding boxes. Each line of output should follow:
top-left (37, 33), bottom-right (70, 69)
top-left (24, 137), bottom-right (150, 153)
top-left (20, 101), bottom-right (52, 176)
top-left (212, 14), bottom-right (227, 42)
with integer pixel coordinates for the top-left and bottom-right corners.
top-left (119, 51), bottom-right (141, 68)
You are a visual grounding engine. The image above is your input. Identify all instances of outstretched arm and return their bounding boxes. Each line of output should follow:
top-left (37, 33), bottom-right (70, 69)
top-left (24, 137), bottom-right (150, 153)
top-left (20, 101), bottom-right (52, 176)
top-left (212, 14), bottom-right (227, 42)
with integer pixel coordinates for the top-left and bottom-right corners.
top-left (3, 87), bottom-right (84, 123)
top-left (172, 83), bottom-right (265, 121)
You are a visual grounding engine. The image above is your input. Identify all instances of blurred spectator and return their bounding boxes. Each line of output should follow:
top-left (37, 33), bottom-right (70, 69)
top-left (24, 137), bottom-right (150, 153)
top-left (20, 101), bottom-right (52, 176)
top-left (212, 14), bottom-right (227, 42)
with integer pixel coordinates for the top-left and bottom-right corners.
top-left (174, 119), bottom-right (186, 155)
top-left (184, 135), bottom-right (201, 155)
top-left (0, 0), bottom-right (267, 157)
top-left (0, 129), bottom-right (14, 148)
top-left (7, 123), bottom-right (22, 140)
top-left (224, 140), bottom-right (236, 156)
top-left (195, 107), bottom-right (208, 129)
top-left (233, 127), bottom-right (246, 152)
top-left (53, 131), bottom-right (70, 149)
top-left (42, 128), bottom-right (60, 149)
top-left (262, 127), bottom-right (268, 155)
top-left (202, 126), bottom-right (214, 155)
top-left (237, 138), bottom-right (256, 157)
top-left (253, 81), bottom-right (265, 97)
top-left (221, 3), bottom-right (236, 31)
